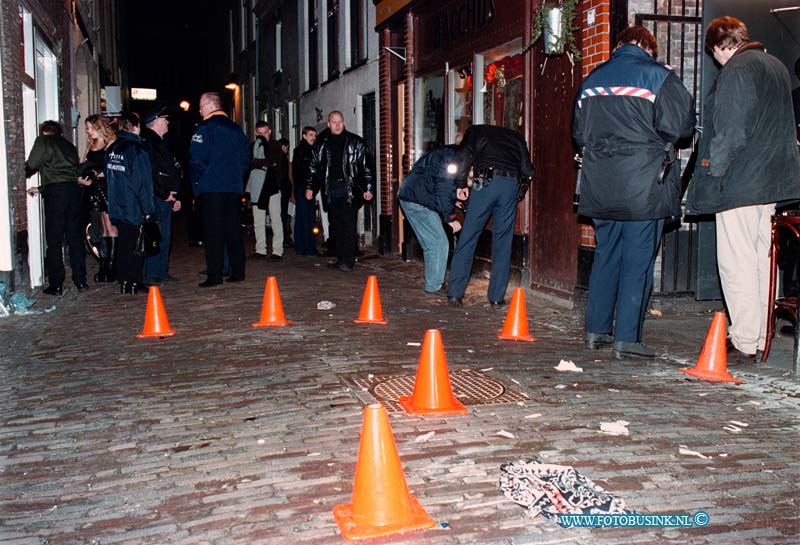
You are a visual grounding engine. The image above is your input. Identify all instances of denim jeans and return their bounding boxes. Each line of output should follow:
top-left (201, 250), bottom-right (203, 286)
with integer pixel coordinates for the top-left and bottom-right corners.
top-left (400, 200), bottom-right (449, 292)
top-left (144, 199), bottom-right (174, 280)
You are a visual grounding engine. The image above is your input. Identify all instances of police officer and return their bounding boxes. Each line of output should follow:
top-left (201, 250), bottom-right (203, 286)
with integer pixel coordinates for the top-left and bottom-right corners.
top-left (575, 26), bottom-right (695, 360)
top-left (447, 125), bottom-right (533, 307)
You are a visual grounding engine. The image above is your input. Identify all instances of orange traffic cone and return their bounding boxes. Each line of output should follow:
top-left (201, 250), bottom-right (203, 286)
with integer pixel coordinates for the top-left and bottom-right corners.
top-left (496, 288), bottom-right (535, 342)
top-left (251, 276), bottom-right (293, 327)
top-left (353, 275), bottom-right (388, 324)
top-left (333, 403), bottom-right (435, 541)
top-left (680, 311), bottom-right (742, 384)
top-left (398, 329), bottom-right (468, 415)
top-left (137, 286), bottom-right (175, 338)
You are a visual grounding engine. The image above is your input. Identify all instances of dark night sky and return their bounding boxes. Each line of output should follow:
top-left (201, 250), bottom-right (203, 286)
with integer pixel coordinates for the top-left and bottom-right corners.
top-left (121, 0), bottom-right (229, 106)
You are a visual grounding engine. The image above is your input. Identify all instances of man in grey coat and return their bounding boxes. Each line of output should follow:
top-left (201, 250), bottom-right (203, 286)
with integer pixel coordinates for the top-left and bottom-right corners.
top-left (686, 16), bottom-right (800, 363)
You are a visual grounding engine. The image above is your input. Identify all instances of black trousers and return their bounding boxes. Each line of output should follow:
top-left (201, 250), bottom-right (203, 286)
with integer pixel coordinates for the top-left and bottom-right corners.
top-left (281, 189), bottom-right (292, 241)
top-left (114, 221), bottom-right (144, 284)
top-left (42, 183), bottom-right (86, 287)
top-left (200, 192), bottom-right (245, 282)
top-left (329, 195), bottom-right (358, 268)
top-left (294, 191), bottom-right (317, 256)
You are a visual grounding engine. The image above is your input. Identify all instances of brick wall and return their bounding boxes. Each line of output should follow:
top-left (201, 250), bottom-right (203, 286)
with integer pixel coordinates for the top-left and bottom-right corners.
top-left (378, 28), bottom-right (393, 216)
top-left (2, 0), bottom-right (27, 265)
top-left (1, 0), bottom-right (75, 287)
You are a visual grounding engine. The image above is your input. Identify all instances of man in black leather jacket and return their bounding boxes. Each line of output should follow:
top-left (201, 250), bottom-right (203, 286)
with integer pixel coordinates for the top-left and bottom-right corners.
top-left (305, 111), bottom-right (374, 271)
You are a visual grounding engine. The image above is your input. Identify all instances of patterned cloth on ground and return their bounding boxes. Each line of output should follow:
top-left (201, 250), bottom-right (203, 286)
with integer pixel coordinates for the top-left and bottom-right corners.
top-left (499, 459), bottom-right (630, 522)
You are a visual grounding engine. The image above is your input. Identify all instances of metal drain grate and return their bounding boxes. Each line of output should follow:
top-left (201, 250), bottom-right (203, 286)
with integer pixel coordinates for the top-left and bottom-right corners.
top-left (349, 369), bottom-right (528, 413)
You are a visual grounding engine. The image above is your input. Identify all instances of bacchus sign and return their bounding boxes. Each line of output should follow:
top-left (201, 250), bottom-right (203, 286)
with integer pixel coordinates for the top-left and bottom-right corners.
top-left (432, 0), bottom-right (496, 49)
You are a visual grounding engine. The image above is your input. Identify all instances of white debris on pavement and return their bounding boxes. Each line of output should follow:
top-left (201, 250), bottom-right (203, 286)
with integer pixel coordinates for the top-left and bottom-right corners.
top-left (723, 425), bottom-right (742, 433)
top-left (415, 431), bottom-right (435, 443)
top-left (730, 420), bottom-right (749, 427)
top-left (679, 446), bottom-right (711, 459)
top-left (524, 413), bottom-right (542, 419)
top-left (554, 360), bottom-right (583, 372)
top-left (599, 420), bottom-right (630, 436)
top-left (407, 342), bottom-right (421, 346)
top-left (555, 384), bottom-right (567, 389)
top-left (316, 300), bottom-right (335, 310)
top-left (496, 430), bottom-right (515, 439)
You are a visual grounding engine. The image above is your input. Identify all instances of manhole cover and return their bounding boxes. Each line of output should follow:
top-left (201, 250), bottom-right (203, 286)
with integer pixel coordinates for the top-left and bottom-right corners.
top-left (350, 369), bottom-right (528, 413)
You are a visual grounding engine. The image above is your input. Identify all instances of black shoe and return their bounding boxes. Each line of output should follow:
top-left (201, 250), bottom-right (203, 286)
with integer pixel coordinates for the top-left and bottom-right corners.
top-left (448, 296), bottom-right (463, 307)
top-left (585, 332), bottom-right (614, 350)
top-left (425, 288), bottom-right (448, 299)
top-left (251, 253), bottom-right (268, 260)
top-left (270, 254), bottom-right (283, 261)
top-left (613, 341), bottom-right (656, 360)
top-left (198, 279), bottom-right (223, 288)
top-left (337, 264), bottom-right (354, 272)
top-left (489, 299), bottom-right (507, 307)
top-left (43, 285), bottom-right (63, 296)
top-left (225, 276), bottom-right (245, 282)
top-left (76, 283), bottom-right (90, 293)
top-left (726, 339), bottom-right (756, 365)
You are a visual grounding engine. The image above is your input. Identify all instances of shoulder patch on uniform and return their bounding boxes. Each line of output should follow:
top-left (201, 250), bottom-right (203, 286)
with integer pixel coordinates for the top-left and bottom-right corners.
top-left (191, 134), bottom-right (204, 144)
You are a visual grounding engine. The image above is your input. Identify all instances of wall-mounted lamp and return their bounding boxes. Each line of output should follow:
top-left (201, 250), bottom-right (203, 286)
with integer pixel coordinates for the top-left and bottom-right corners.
top-left (225, 73), bottom-right (239, 90)
top-left (179, 100), bottom-right (190, 111)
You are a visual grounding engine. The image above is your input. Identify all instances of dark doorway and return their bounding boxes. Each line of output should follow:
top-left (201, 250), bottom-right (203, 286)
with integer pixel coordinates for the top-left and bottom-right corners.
top-left (634, 8), bottom-right (703, 296)
top-left (362, 92), bottom-right (377, 235)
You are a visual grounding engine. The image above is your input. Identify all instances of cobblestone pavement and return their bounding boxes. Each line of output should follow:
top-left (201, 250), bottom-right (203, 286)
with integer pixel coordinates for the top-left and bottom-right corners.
top-left (2, 238), bottom-right (799, 545)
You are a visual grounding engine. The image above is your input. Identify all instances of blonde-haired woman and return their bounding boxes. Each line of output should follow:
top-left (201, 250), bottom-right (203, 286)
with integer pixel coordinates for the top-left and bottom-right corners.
top-left (78, 114), bottom-right (118, 282)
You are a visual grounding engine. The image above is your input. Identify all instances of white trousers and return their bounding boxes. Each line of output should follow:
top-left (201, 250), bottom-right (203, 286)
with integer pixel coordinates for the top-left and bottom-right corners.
top-left (716, 203), bottom-right (776, 354)
top-left (252, 193), bottom-right (283, 256)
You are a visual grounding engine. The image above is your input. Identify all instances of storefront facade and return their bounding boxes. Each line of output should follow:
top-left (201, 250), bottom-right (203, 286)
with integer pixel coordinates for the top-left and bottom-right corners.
top-left (376, 0), bottom-right (583, 298)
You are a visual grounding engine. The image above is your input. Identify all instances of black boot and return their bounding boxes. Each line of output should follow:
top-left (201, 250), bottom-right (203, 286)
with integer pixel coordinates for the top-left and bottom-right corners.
top-left (94, 238), bottom-right (117, 283)
top-left (107, 237), bottom-right (118, 283)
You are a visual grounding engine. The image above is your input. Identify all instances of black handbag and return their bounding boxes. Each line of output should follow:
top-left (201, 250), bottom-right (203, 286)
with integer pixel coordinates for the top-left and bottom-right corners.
top-left (134, 220), bottom-right (162, 257)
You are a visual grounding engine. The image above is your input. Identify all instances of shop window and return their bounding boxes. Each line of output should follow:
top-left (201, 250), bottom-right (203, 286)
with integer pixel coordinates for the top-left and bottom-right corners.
top-left (479, 40), bottom-right (525, 134)
top-left (416, 74), bottom-right (445, 153)
top-left (451, 64), bottom-right (473, 140)
top-left (349, 0), bottom-right (366, 65)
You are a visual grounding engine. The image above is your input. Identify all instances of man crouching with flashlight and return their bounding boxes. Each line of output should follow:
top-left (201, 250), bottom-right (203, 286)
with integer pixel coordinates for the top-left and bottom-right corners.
top-left (398, 144), bottom-right (465, 298)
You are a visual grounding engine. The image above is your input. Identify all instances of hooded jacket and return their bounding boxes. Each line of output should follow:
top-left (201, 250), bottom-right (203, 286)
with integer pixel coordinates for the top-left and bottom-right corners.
top-left (105, 131), bottom-right (155, 225)
top-left (573, 44), bottom-right (696, 220)
top-left (189, 111), bottom-right (250, 196)
top-left (685, 43), bottom-right (800, 214)
top-left (398, 145), bottom-right (461, 222)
